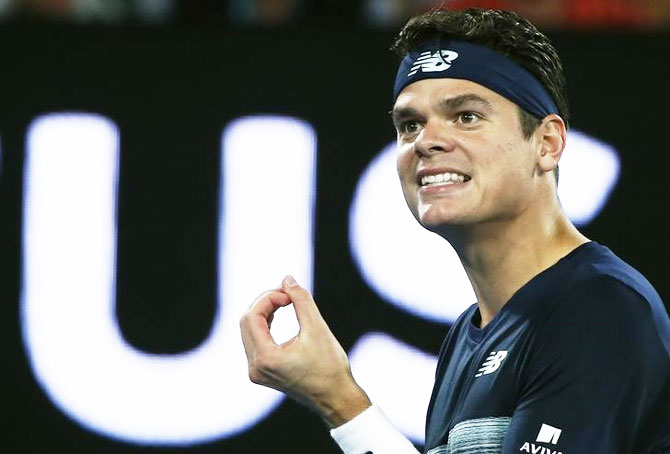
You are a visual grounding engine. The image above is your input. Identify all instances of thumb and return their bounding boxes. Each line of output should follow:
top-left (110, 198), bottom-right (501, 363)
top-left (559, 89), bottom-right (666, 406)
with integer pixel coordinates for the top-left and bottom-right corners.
top-left (281, 275), bottom-right (324, 329)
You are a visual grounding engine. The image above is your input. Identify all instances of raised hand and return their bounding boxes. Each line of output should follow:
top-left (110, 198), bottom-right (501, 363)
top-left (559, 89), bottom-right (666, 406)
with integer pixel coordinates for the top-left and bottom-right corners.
top-left (240, 275), bottom-right (371, 427)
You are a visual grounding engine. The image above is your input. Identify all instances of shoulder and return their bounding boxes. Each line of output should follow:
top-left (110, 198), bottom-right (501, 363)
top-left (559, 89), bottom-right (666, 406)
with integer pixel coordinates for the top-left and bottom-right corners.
top-left (530, 252), bottom-right (670, 373)
top-left (559, 242), bottom-right (659, 301)
top-left (548, 243), bottom-right (669, 345)
top-left (510, 244), bottom-right (670, 448)
top-left (517, 254), bottom-right (670, 399)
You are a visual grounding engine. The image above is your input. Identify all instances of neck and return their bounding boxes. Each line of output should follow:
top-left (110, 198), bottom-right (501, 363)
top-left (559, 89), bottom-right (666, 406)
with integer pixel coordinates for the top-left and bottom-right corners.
top-left (442, 206), bottom-right (588, 328)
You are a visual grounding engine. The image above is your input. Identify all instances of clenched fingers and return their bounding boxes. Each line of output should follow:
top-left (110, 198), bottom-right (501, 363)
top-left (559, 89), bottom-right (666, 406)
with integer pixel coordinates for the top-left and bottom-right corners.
top-left (240, 290), bottom-right (291, 357)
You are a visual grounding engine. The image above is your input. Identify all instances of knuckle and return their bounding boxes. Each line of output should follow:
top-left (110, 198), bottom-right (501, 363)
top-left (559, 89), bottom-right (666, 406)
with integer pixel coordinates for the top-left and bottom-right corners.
top-left (248, 357), bottom-right (263, 373)
top-left (248, 368), bottom-right (262, 384)
top-left (247, 359), bottom-right (261, 382)
top-left (248, 356), bottom-right (276, 385)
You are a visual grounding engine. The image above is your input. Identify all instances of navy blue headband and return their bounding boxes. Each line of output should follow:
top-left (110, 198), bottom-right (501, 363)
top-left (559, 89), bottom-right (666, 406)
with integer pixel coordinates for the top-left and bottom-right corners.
top-left (393, 39), bottom-right (558, 119)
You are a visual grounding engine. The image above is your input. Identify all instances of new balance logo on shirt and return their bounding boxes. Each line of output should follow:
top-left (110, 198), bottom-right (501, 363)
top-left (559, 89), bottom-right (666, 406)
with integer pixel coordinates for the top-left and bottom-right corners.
top-left (407, 50), bottom-right (459, 76)
top-left (475, 350), bottom-right (508, 377)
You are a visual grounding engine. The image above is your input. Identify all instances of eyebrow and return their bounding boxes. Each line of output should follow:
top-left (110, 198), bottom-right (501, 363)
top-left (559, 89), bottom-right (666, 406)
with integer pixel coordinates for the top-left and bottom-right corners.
top-left (390, 106), bottom-right (420, 126)
top-left (391, 92), bottom-right (494, 125)
top-left (440, 93), bottom-right (493, 112)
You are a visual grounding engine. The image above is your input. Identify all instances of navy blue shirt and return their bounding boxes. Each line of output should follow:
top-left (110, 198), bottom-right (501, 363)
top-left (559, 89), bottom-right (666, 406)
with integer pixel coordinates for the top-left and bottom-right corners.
top-left (424, 242), bottom-right (670, 453)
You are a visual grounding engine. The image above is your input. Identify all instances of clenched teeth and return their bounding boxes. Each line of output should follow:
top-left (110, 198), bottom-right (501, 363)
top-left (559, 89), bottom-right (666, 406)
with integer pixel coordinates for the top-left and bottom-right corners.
top-left (420, 172), bottom-right (469, 186)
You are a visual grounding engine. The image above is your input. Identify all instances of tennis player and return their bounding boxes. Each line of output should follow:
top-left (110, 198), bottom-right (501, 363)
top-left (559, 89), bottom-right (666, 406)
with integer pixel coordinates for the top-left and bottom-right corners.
top-left (240, 9), bottom-right (670, 453)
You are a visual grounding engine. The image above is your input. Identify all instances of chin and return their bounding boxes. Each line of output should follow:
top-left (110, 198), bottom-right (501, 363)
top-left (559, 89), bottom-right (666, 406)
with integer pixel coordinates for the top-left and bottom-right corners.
top-left (418, 203), bottom-right (459, 224)
top-left (418, 212), bottom-right (465, 232)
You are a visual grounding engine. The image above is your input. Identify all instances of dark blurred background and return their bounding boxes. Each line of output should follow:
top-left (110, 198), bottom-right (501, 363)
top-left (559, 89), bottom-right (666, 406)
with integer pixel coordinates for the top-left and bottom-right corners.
top-left (2, 1), bottom-right (669, 453)
top-left (2, 0), bottom-right (670, 28)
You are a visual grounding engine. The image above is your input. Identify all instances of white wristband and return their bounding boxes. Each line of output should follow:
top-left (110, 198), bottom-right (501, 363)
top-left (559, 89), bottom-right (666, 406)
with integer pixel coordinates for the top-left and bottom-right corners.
top-left (329, 405), bottom-right (421, 454)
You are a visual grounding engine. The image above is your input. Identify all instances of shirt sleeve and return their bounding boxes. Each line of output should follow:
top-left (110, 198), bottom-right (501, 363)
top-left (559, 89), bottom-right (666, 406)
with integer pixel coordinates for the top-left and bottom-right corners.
top-left (329, 405), bottom-right (421, 454)
top-left (500, 276), bottom-right (670, 454)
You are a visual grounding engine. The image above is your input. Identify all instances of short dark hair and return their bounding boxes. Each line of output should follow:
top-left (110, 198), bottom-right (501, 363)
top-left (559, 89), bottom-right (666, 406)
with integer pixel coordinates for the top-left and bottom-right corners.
top-left (391, 8), bottom-right (570, 138)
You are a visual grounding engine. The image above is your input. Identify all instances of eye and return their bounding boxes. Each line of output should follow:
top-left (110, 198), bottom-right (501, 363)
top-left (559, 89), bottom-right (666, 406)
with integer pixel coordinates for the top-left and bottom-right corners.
top-left (456, 111), bottom-right (481, 124)
top-left (398, 120), bottom-right (422, 135)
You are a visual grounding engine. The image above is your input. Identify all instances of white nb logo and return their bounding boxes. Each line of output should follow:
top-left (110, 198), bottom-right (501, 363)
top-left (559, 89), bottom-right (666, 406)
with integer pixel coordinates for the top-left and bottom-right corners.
top-left (407, 50), bottom-right (459, 76)
top-left (475, 350), bottom-right (508, 377)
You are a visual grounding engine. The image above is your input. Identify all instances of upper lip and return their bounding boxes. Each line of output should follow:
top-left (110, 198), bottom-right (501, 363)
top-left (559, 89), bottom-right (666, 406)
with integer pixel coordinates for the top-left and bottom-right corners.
top-left (416, 167), bottom-right (471, 185)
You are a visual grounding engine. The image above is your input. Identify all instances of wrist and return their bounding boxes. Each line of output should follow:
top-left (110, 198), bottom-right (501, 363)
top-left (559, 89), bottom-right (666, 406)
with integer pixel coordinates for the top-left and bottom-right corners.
top-left (319, 383), bottom-right (372, 428)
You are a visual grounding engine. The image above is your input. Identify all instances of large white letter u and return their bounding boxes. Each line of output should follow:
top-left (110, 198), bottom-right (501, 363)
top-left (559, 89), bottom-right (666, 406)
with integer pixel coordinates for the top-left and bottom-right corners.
top-left (21, 113), bottom-right (316, 445)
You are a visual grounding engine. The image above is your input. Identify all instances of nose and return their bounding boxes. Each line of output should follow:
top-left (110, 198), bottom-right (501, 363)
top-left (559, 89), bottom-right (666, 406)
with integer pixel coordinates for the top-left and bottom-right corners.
top-left (413, 120), bottom-right (454, 157)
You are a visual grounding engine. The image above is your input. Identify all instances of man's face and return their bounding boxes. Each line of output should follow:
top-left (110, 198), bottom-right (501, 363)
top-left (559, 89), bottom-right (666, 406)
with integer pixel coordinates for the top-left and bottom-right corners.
top-left (393, 78), bottom-right (541, 233)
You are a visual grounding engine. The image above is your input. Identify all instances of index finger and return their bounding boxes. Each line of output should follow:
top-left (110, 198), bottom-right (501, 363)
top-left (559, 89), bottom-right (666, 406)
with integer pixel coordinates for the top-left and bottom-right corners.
top-left (280, 276), bottom-right (327, 331)
top-left (240, 290), bottom-right (292, 351)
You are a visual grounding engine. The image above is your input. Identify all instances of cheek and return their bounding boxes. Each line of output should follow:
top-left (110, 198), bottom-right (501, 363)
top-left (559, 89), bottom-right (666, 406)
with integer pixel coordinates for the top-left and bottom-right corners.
top-left (396, 145), bottom-right (414, 184)
top-left (481, 142), bottom-right (535, 206)
top-left (499, 140), bottom-right (537, 181)
top-left (396, 148), bottom-right (419, 209)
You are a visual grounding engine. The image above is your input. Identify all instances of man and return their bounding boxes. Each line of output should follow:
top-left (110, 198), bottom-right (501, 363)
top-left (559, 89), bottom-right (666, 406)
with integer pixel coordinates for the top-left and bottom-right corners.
top-left (240, 8), bottom-right (670, 454)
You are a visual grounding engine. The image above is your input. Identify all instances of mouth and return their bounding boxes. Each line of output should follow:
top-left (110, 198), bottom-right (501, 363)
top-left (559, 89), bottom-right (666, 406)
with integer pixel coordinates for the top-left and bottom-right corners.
top-left (418, 170), bottom-right (471, 187)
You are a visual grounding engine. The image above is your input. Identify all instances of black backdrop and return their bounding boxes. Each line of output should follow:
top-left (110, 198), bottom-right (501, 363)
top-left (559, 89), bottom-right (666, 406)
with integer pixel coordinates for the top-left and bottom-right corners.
top-left (1, 24), bottom-right (669, 453)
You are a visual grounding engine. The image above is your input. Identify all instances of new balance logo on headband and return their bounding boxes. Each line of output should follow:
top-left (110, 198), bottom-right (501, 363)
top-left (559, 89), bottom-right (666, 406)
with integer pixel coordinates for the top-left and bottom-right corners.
top-left (407, 50), bottom-right (459, 76)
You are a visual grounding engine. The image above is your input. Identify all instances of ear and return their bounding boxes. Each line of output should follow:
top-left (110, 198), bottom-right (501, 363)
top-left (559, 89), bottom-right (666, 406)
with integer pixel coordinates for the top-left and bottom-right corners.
top-left (535, 114), bottom-right (566, 174)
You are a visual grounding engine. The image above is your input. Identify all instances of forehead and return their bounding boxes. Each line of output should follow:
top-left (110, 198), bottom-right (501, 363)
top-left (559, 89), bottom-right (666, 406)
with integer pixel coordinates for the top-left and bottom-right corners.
top-left (393, 78), bottom-right (514, 113)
